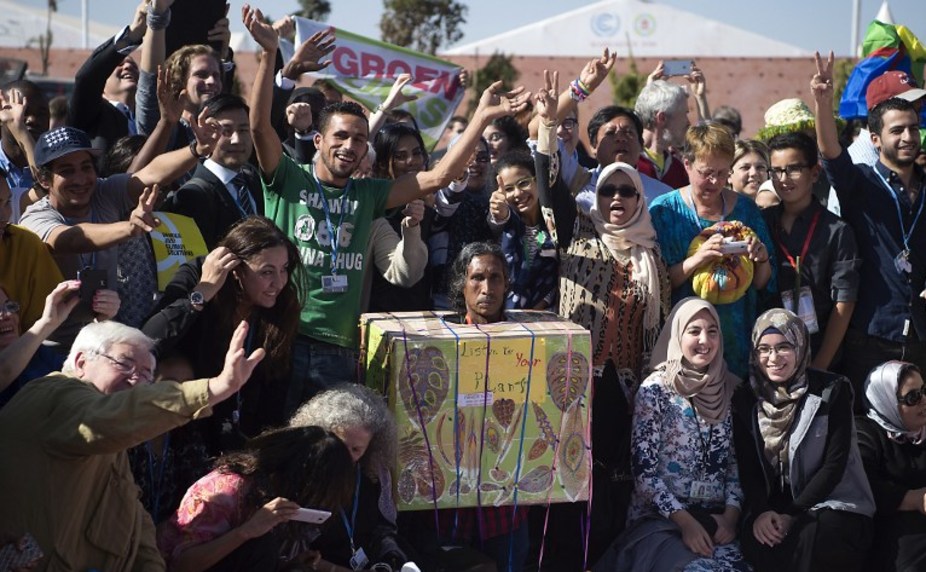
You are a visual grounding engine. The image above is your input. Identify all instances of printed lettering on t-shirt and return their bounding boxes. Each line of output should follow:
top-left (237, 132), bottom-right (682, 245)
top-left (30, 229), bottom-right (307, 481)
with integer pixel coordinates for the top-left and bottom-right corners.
top-left (292, 216), bottom-right (355, 249)
top-left (298, 189), bottom-right (360, 215)
top-left (297, 245), bottom-right (364, 271)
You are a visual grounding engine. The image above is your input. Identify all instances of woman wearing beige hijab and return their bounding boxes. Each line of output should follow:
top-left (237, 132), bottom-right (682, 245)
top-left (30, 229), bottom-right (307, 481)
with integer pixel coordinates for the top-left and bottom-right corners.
top-left (732, 308), bottom-right (874, 572)
top-left (594, 297), bottom-right (747, 571)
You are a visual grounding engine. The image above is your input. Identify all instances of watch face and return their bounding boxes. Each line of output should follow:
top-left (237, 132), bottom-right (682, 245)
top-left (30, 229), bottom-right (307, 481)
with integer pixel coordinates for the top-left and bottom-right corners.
top-left (190, 291), bottom-right (205, 306)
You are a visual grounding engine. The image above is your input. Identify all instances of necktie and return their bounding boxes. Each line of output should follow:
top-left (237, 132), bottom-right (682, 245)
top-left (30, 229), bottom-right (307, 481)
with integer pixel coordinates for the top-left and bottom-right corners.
top-left (231, 173), bottom-right (255, 216)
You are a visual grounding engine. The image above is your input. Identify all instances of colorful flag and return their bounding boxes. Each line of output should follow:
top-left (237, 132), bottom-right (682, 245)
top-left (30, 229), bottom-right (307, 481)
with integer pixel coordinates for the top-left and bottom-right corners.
top-left (293, 17), bottom-right (464, 150)
top-left (839, 20), bottom-right (926, 120)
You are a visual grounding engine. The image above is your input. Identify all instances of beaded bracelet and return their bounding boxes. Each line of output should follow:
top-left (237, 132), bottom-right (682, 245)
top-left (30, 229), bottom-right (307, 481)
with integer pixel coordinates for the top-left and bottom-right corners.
top-left (569, 78), bottom-right (591, 103)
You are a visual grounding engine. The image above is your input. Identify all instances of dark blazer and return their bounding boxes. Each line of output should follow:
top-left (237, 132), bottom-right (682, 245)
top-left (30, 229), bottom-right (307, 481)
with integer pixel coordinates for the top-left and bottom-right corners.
top-left (68, 36), bottom-right (133, 154)
top-left (162, 162), bottom-right (264, 250)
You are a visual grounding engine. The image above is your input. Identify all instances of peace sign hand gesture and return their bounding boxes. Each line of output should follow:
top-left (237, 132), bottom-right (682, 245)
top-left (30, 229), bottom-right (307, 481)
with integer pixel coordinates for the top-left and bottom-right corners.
top-left (810, 51), bottom-right (835, 105)
top-left (534, 70), bottom-right (559, 123)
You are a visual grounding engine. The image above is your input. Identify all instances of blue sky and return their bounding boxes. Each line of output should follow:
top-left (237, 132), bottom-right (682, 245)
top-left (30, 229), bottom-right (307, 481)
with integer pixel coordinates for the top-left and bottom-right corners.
top-left (19, 0), bottom-right (926, 57)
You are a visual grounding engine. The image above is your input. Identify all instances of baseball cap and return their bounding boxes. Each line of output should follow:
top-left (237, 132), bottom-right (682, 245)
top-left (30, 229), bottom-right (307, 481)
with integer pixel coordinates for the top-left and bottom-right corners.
top-left (866, 71), bottom-right (926, 111)
top-left (33, 127), bottom-right (101, 167)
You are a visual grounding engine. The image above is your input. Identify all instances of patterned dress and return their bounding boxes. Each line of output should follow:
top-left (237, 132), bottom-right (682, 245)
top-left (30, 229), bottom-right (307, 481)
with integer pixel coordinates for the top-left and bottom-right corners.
top-left (628, 371), bottom-right (749, 571)
top-left (649, 190), bottom-right (776, 378)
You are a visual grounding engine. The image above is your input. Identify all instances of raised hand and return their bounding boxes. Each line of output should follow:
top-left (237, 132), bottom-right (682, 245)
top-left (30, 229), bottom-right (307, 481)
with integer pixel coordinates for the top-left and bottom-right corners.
top-left (36, 281), bottom-right (81, 334)
top-left (379, 73), bottom-right (419, 112)
top-left (207, 5), bottom-right (232, 60)
top-left (0, 89), bottom-right (32, 145)
top-left (647, 60), bottom-right (666, 85)
top-left (285, 102), bottom-right (313, 133)
top-left (242, 4), bottom-right (279, 53)
top-left (283, 27), bottom-right (336, 79)
top-left (811, 50), bottom-right (835, 104)
top-left (476, 81), bottom-right (532, 122)
top-left (156, 65), bottom-right (183, 124)
top-left (129, 185), bottom-right (161, 234)
top-left (208, 320), bottom-right (267, 404)
top-left (272, 15), bottom-right (295, 39)
top-left (489, 188), bottom-right (510, 222)
top-left (579, 47), bottom-right (617, 92)
top-left (191, 105), bottom-right (220, 157)
top-left (687, 62), bottom-right (707, 97)
top-left (401, 199), bottom-right (425, 228)
top-left (534, 70), bottom-right (559, 123)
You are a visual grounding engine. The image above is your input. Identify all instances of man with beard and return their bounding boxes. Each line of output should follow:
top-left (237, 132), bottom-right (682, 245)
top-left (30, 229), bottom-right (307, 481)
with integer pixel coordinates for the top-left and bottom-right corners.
top-left (242, 4), bottom-right (530, 406)
top-left (68, 2), bottom-right (146, 153)
top-left (634, 79), bottom-right (692, 189)
top-left (813, 51), bottom-right (926, 402)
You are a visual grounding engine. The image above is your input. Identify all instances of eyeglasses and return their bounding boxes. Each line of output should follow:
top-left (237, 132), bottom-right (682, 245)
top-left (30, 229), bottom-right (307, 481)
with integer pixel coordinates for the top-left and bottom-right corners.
top-left (501, 176), bottom-right (535, 194)
top-left (694, 167), bottom-right (730, 184)
top-left (93, 351), bottom-right (155, 385)
top-left (560, 118), bottom-right (577, 130)
top-left (472, 153), bottom-right (491, 164)
top-left (770, 164), bottom-right (809, 180)
top-left (899, 385), bottom-right (926, 407)
top-left (755, 342), bottom-right (795, 359)
top-left (486, 132), bottom-right (507, 143)
top-left (0, 300), bottom-right (20, 316)
top-left (597, 184), bottom-right (638, 199)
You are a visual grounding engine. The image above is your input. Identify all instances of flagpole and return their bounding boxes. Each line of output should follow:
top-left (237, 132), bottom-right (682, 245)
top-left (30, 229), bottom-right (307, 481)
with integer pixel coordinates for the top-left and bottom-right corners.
top-left (82, 0), bottom-right (88, 49)
top-left (850, 0), bottom-right (860, 56)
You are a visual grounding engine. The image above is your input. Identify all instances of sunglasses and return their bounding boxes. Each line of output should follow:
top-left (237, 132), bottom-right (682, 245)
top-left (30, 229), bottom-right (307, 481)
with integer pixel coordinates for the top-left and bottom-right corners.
top-left (899, 385), bottom-right (926, 407)
top-left (598, 184), bottom-right (638, 199)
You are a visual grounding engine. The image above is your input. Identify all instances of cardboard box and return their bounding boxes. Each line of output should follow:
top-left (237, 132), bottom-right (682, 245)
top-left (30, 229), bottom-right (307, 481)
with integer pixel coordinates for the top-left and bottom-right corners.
top-left (361, 310), bottom-right (592, 511)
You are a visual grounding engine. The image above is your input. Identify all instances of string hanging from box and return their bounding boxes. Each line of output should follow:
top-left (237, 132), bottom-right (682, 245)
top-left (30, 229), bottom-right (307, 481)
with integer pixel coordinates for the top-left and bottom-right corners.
top-left (398, 319), bottom-right (442, 531)
top-left (471, 321), bottom-right (494, 547)
top-left (437, 316), bottom-right (465, 541)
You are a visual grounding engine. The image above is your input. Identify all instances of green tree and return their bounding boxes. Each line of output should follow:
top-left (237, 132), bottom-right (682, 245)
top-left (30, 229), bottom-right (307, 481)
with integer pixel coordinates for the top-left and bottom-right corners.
top-left (380, 0), bottom-right (468, 55)
top-left (468, 52), bottom-right (518, 114)
top-left (296, 0), bottom-right (331, 21)
top-left (833, 57), bottom-right (855, 114)
top-left (609, 38), bottom-right (646, 108)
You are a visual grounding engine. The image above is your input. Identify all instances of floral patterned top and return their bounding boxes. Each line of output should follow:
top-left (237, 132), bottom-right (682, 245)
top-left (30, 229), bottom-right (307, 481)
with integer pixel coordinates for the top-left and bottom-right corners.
top-left (157, 470), bottom-right (250, 562)
top-left (628, 371), bottom-right (743, 523)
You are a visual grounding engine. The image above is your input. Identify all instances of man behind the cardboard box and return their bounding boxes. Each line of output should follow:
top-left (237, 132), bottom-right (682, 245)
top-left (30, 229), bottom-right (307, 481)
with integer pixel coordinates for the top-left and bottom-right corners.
top-left (400, 241), bottom-right (531, 572)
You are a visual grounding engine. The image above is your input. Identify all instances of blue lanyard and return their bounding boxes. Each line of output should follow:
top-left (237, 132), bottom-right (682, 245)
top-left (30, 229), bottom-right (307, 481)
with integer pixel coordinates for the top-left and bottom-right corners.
top-left (875, 167), bottom-right (925, 252)
top-left (313, 173), bottom-right (351, 274)
top-left (144, 433), bottom-right (171, 521)
top-left (339, 465), bottom-right (362, 552)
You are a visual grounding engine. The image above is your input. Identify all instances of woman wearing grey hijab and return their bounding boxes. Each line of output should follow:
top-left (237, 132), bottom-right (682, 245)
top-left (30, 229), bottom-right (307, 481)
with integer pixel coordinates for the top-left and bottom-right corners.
top-left (732, 308), bottom-right (874, 572)
top-left (858, 361), bottom-right (926, 571)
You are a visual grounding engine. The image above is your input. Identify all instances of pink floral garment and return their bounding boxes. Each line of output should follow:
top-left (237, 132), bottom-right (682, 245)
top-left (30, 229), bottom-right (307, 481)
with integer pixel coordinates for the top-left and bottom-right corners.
top-left (157, 470), bottom-right (250, 562)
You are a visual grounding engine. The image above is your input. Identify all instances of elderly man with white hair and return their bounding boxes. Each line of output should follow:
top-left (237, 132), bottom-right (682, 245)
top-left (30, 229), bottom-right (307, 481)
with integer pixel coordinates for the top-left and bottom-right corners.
top-left (0, 319), bottom-right (265, 571)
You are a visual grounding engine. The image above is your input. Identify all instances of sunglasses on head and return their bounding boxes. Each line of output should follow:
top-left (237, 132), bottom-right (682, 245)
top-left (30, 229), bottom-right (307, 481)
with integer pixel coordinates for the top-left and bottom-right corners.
top-left (899, 385), bottom-right (926, 407)
top-left (597, 184), bottom-right (638, 199)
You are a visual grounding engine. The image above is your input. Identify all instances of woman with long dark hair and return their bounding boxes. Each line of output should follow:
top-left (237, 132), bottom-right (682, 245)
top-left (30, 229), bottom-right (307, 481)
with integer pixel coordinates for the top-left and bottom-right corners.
top-left (143, 216), bottom-right (306, 454)
top-left (158, 425), bottom-right (355, 571)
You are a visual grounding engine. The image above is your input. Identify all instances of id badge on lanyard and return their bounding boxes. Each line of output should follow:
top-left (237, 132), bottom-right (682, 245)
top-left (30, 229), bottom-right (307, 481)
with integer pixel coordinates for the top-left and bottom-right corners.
top-left (315, 174), bottom-right (352, 293)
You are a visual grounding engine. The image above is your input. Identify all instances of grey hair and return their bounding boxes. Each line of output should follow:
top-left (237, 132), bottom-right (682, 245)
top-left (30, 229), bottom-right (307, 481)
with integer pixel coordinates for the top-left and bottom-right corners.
top-left (290, 383), bottom-right (397, 480)
top-left (62, 321), bottom-right (155, 374)
top-left (447, 241), bottom-right (508, 315)
top-left (634, 80), bottom-right (689, 128)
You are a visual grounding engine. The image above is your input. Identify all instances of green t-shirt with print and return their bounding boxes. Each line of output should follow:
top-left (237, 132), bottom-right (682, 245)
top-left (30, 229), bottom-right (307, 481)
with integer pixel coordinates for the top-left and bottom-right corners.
top-left (262, 154), bottom-right (391, 348)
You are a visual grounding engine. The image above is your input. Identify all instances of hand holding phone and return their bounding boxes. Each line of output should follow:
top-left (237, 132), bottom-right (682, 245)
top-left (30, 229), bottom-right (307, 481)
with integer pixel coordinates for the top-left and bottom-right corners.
top-left (662, 59), bottom-right (693, 77)
top-left (290, 507), bottom-right (332, 525)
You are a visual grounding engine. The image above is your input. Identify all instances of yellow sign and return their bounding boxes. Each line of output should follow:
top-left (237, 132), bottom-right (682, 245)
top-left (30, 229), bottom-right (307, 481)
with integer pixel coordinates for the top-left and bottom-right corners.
top-left (150, 212), bottom-right (208, 290)
top-left (456, 337), bottom-right (547, 403)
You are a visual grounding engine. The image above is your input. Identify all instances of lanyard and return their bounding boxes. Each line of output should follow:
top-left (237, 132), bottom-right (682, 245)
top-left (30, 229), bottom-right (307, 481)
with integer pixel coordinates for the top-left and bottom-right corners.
top-left (776, 208), bottom-right (822, 270)
top-left (689, 400), bottom-right (714, 478)
top-left (874, 167), bottom-right (925, 252)
top-left (339, 465), bottom-right (362, 552)
top-left (686, 187), bottom-right (725, 226)
top-left (144, 433), bottom-right (171, 522)
top-left (313, 174), bottom-right (351, 274)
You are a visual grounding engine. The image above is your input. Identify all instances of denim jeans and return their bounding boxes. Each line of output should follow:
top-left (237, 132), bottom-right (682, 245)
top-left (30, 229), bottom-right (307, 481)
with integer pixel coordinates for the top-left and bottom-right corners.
top-left (285, 334), bottom-right (359, 416)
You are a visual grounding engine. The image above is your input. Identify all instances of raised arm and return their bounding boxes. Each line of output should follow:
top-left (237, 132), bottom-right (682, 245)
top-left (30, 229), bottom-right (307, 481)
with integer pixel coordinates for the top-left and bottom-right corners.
top-left (243, 4), bottom-right (334, 177)
top-left (688, 62), bottom-right (710, 122)
top-left (386, 81), bottom-right (532, 208)
top-left (368, 73), bottom-right (419, 138)
top-left (0, 89), bottom-right (37, 177)
top-left (528, 48), bottom-right (616, 136)
top-left (127, 65), bottom-right (183, 172)
top-left (534, 70), bottom-right (577, 247)
top-left (812, 51), bottom-right (841, 160)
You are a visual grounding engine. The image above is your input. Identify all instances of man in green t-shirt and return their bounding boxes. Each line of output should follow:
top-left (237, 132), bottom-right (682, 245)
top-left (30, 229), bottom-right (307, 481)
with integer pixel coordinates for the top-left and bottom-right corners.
top-left (242, 5), bottom-right (531, 408)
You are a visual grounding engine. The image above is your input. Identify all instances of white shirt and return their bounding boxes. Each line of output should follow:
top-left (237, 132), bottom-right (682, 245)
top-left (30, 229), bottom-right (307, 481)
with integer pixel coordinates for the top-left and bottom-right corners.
top-left (203, 159), bottom-right (256, 215)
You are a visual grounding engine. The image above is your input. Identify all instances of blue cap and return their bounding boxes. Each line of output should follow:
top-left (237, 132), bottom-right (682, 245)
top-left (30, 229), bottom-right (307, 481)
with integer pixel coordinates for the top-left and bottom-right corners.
top-left (33, 127), bottom-right (101, 167)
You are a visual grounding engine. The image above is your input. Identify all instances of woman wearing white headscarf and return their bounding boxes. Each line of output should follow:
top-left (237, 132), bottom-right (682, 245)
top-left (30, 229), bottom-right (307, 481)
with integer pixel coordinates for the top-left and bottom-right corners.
top-left (858, 361), bottom-right (926, 571)
top-left (532, 73), bottom-right (671, 565)
top-left (733, 308), bottom-right (874, 572)
top-left (594, 297), bottom-right (746, 571)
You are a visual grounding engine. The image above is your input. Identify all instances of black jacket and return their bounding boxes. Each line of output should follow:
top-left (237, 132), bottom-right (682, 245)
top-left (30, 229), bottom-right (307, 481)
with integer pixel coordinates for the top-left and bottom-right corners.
top-left (68, 36), bottom-right (134, 154)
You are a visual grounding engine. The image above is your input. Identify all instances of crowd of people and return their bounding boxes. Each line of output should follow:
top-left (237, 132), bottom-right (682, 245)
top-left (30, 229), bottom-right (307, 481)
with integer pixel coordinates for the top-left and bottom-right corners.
top-left (1, 1), bottom-right (926, 571)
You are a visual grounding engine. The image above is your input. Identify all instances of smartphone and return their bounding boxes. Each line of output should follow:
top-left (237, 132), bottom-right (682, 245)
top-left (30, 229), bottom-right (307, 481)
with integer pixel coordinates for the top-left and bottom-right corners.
top-left (719, 241), bottom-right (749, 255)
top-left (0, 533), bottom-right (44, 570)
top-left (77, 269), bottom-right (108, 305)
top-left (663, 59), bottom-right (693, 77)
top-left (290, 507), bottom-right (332, 525)
top-left (165, 0), bottom-right (229, 58)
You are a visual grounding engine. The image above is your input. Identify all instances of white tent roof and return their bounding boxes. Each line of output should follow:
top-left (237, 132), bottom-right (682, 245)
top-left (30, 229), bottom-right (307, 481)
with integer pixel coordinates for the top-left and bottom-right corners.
top-left (0, 0), bottom-right (119, 49)
top-left (443, 0), bottom-right (808, 58)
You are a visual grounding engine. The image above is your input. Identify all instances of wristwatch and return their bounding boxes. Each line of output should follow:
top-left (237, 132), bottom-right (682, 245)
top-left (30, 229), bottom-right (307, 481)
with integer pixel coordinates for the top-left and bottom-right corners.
top-left (189, 291), bottom-right (205, 310)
